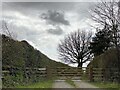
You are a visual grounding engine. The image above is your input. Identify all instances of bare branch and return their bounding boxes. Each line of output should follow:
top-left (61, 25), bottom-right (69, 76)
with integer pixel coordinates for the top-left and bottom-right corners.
top-left (2, 20), bottom-right (17, 39)
top-left (58, 30), bottom-right (93, 67)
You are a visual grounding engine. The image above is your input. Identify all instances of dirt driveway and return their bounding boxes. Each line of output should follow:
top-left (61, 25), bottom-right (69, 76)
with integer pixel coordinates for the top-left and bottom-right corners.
top-left (52, 80), bottom-right (74, 88)
top-left (73, 80), bottom-right (98, 88)
top-left (52, 79), bottom-right (100, 89)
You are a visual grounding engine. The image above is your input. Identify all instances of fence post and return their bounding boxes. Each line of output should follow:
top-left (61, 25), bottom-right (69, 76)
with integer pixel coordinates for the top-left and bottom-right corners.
top-left (46, 66), bottom-right (52, 79)
top-left (46, 66), bottom-right (49, 78)
top-left (89, 67), bottom-right (94, 82)
top-left (101, 68), bottom-right (104, 82)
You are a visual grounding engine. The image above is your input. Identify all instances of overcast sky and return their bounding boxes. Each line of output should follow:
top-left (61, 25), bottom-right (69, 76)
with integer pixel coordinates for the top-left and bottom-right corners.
top-left (2, 2), bottom-right (98, 67)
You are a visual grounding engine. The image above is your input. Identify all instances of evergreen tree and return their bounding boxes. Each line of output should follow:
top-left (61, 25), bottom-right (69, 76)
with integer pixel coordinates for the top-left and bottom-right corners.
top-left (89, 26), bottom-right (112, 56)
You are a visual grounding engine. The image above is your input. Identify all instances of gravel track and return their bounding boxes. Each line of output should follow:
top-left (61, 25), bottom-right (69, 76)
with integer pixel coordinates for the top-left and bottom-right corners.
top-left (52, 79), bottom-right (99, 89)
top-left (73, 80), bottom-right (98, 88)
top-left (52, 80), bottom-right (74, 88)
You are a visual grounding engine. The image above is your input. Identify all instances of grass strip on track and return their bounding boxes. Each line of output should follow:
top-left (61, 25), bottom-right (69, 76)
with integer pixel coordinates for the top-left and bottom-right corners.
top-left (65, 79), bottom-right (77, 88)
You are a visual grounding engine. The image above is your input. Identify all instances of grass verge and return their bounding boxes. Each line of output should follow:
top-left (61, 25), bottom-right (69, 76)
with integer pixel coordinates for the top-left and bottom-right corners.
top-left (17, 79), bottom-right (54, 88)
top-left (90, 81), bottom-right (120, 89)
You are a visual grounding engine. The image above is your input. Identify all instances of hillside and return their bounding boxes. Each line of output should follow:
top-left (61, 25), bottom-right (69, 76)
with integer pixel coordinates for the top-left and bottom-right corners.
top-left (2, 34), bottom-right (69, 69)
top-left (2, 34), bottom-right (70, 87)
top-left (87, 48), bottom-right (119, 69)
top-left (87, 48), bottom-right (120, 82)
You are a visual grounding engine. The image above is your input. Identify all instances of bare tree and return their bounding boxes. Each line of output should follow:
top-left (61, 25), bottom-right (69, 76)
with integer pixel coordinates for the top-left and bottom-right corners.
top-left (2, 20), bottom-right (17, 39)
top-left (58, 30), bottom-right (93, 67)
top-left (91, 0), bottom-right (120, 82)
top-left (91, 0), bottom-right (120, 47)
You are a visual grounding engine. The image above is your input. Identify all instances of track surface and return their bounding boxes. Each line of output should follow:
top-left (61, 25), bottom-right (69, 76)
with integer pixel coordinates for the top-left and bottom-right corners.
top-left (52, 79), bottom-right (99, 88)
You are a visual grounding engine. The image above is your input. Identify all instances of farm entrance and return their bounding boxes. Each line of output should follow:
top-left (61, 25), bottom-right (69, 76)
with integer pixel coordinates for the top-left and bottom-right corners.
top-left (3, 66), bottom-right (119, 82)
top-left (52, 67), bottom-right (85, 79)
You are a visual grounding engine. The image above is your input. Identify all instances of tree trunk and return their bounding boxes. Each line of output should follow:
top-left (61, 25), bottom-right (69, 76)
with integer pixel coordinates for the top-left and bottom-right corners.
top-left (78, 62), bottom-right (83, 67)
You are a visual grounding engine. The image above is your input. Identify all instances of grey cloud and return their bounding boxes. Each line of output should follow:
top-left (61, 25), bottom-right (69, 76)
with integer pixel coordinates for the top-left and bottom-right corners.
top-left (3, 2), bottom-right (76, 12)
top-left (2, 2), bottom-right (96, 63)
top-left (47, 26), bottom-right (63, 35)
top-left (3, 2), bottom-right (94, 23)
top-left (76, 2), bottom-right (96, 20)
top-left (41, 10), bottom-right (70, 26)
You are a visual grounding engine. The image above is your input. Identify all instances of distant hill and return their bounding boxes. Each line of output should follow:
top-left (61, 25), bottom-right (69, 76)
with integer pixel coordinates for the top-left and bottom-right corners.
top-left (2, 34), bottom-right (69, 69)
top-left (2, 34), bottom-right (70, 87)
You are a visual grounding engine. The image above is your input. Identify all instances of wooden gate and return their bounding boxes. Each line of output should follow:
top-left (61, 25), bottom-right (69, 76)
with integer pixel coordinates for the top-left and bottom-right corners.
top-left (53, 67), bottom-right (84, 78)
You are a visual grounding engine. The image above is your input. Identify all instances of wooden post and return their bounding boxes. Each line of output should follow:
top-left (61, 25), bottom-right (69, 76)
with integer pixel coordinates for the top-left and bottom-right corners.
top-left (46, 66), bottom-right (49, 78)
top-left (101, 68), bottom-right (104, 82)
top-left (89, 67), bottom-right (94, 82)
top-left (46, 66), bottom-right (52, 79)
